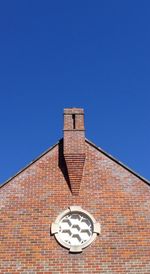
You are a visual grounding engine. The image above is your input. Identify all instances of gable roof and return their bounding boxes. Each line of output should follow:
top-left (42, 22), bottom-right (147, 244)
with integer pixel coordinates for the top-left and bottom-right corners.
top-left (0, 139), bottom-right (149, 190)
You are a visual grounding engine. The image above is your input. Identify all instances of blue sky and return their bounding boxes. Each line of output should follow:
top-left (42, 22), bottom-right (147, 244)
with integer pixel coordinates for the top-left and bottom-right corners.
top-left (0, 1), bottom-right (150, 184)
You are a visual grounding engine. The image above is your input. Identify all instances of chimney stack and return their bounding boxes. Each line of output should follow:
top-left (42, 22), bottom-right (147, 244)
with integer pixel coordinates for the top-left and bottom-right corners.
top-left (63, 108), bottom-right (86, 195)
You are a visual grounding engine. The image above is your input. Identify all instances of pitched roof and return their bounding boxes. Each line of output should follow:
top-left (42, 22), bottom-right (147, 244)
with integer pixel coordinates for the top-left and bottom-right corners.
top-left (86, 138), bottom-right (150, 187)
top-left (0, 142), bottom-right (58, 189)
top-left (0, 139), bottom-right (149, 189)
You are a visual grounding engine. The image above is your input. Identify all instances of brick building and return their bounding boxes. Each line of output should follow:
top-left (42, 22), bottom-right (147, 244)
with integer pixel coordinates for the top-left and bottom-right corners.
top-left (0, 108), bottom-right (150, 274)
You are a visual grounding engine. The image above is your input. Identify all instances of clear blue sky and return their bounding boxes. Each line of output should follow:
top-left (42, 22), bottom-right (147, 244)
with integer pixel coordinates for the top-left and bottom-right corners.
top-left (0, 1), bottom-right (150, 184)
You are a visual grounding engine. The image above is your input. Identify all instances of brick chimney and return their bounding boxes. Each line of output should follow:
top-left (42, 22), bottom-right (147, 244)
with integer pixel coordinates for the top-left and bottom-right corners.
top-left (63, 108), bottom-right (86, 195)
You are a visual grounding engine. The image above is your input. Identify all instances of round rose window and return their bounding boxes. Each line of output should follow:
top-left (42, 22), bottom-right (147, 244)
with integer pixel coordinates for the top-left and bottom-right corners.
top-left (51, 206), bottom-right (100, 253)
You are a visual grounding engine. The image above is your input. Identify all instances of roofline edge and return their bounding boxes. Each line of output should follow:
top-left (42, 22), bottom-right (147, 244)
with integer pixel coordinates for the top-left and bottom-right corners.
top-left (0, 141), bottom-right (59, 189)
top-left (1, 138), bottom-right (149, 190)
top-left (85, 138), bottom-right (150, 186)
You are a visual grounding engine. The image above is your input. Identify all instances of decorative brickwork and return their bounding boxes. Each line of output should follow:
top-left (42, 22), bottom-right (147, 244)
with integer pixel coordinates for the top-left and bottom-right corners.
top-left (63, 108), bottom-right (86, 195)
top-left (0, 108), bottom-right (150, 273)
top-left (51, 206), bottom-right (100, 253)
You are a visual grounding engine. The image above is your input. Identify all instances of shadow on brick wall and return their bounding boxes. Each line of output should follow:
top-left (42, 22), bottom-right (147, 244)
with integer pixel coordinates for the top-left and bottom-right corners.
top-left (58, 139), bottom-right (71, 192)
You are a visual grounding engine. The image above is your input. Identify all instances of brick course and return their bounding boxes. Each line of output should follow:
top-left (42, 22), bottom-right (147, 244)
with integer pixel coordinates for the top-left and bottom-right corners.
top-left (63, 108), bottom-right (86, 195)
top-left (0, 108), bottom-right (150, 274)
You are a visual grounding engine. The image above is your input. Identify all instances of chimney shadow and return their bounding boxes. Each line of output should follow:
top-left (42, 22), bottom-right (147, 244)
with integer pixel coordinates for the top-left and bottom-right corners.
top-left (58, 139), bottom-right (71, 192)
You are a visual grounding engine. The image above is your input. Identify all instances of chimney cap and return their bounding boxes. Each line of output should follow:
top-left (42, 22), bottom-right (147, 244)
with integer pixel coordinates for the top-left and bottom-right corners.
top-left (64, 108), bottom-right (84, 115)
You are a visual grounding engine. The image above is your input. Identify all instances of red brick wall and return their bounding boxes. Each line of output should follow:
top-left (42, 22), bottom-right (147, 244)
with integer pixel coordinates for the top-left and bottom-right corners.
top-left (0, 139), bottom-right (150, 273)
top-left (63, 108), bottom-right (86, 195)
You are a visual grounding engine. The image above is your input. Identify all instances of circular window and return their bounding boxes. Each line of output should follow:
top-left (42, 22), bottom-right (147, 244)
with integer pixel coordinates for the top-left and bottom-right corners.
top-left (51, 206), bottom-right (100, 253)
